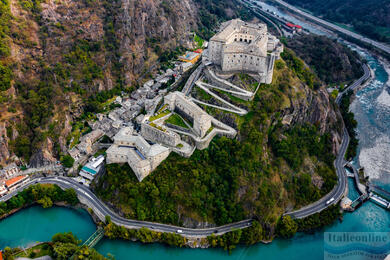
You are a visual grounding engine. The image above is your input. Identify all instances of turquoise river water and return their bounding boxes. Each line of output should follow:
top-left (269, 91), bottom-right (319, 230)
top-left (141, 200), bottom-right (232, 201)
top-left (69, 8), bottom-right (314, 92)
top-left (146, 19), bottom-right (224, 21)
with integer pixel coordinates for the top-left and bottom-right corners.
top-left (1, 1), bottom-right (390, 259)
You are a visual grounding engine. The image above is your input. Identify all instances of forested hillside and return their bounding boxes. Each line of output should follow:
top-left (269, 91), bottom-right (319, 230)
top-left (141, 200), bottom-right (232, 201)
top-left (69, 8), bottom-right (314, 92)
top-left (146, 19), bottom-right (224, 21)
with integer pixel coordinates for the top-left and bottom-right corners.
top-left (285, 35), bottom-right (363, 84)
top-left (285, 0), bottom-right (390, 43)
top-left (95, 51), bottom-right (343, 240)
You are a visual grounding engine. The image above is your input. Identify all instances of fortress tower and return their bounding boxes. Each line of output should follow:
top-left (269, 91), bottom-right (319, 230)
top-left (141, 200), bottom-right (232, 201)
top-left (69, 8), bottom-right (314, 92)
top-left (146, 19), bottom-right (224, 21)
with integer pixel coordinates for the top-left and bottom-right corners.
top-left (208, 19), bottom-right (283, 84)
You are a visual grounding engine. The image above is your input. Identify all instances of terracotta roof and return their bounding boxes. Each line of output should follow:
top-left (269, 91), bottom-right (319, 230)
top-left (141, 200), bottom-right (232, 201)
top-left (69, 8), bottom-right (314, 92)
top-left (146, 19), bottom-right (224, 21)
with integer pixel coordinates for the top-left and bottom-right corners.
top-left (286, 22), bottom-right (302, 29)
top-left (5, 175), bottom-right (27, 187)
top-left (0, 250), bottom-right (3, 260)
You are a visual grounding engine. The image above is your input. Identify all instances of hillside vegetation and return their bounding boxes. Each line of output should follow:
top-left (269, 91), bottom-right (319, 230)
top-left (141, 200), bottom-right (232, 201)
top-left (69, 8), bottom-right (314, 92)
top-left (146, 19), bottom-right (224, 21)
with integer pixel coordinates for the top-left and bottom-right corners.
top-left (0, 0), bottom-right (251, 167)
top-left (285, 35), bottom-right (363, 84)
top-left (3, 232), bottom-right (107, 259)
top-left (285, 0), bottom-right (390, 43)
top-left (95, 51), bottom-right (341, 240)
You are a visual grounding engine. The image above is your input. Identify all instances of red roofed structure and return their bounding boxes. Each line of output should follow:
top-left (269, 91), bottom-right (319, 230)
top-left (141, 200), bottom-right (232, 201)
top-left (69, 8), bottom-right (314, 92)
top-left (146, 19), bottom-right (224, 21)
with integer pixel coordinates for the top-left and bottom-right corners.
top-left (5, 175), bottom-right (28, 190)
top-left (286, 22), bottom-right (302, 29)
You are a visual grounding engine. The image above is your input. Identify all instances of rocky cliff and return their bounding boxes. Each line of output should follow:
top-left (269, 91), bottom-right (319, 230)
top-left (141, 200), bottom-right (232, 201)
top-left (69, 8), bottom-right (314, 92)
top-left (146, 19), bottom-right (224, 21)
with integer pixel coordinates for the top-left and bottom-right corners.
top-left (0, 0), bottom-right (248, 167)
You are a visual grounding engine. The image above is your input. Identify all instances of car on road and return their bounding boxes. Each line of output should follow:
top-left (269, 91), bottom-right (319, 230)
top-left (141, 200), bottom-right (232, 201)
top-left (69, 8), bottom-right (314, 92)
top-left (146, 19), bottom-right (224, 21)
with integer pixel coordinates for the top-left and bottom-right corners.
top-left (326, 197), bottom-right (335, 205)
top-left (177, 229), bottom-right (183, 233)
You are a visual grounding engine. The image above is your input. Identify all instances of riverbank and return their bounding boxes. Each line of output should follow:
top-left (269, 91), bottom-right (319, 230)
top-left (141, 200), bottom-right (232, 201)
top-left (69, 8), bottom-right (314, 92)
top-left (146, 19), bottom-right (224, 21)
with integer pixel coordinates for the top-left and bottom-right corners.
top-left (2, 196), bottom-right (387, 260)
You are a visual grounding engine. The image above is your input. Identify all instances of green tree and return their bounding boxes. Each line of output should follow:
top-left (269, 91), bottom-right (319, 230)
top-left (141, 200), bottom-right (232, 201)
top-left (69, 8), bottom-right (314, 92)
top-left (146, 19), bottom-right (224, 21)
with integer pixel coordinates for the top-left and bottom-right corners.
top-left (37, 196), bottom-right (53, 208)
top-left (276, 215), bottom-right (298, 238)
top-left (61, 155), bottom-right (75, 168)
top-left (52, 232), bottom-right (79, 244)
top-left (52, 242), bottom-right (78, 259)
top-left (0, 63), bottom-right (12, 91)
top-left (242, 220), bottom-right (263, 245)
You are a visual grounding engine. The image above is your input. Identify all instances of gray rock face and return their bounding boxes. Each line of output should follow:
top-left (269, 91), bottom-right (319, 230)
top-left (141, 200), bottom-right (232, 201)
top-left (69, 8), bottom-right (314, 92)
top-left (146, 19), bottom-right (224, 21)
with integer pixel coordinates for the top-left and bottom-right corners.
top-left (0, 123), bottom-right (11, 166)
top-left (29, 138), bottom-right (57, 168)
top-left (285, 85), bottom-right (343, 155)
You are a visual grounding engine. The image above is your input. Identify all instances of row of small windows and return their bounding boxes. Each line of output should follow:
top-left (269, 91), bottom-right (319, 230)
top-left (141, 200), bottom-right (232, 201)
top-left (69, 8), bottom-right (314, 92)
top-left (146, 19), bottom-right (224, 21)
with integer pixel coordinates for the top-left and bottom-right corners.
top-left (228, 60), bottom-right (260, 66)
top-left (232, 54), bottom-right (260, 61)
top-left (234, 38), bottom-right (252, 43)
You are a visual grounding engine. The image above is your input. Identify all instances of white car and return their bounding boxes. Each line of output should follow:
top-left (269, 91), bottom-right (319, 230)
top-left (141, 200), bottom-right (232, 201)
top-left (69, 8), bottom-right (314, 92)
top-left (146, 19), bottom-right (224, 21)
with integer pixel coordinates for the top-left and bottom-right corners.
top-left (177, 229), bottom-right (183, 233)
top-left (326, 198), bottom-right (335, 205)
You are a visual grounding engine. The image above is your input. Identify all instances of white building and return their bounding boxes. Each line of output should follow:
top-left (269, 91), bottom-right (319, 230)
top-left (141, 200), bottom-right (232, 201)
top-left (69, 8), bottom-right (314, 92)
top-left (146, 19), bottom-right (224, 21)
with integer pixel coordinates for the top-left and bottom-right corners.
top-left (0, 183), bottom-right (7, 197)
top-left (0, 163), bottom-right (19, 179)
top-left (79, 155), bottom-right (105, 181)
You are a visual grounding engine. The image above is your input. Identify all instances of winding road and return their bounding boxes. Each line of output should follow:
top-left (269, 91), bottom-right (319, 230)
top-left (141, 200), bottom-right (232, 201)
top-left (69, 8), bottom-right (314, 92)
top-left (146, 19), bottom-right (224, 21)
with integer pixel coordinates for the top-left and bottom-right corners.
top-left (286, 63), bottom-right (371, 218)
top-left (0, 176), bottom-right (252, 237)
top-left (335, 64), bottom-right (371, 103)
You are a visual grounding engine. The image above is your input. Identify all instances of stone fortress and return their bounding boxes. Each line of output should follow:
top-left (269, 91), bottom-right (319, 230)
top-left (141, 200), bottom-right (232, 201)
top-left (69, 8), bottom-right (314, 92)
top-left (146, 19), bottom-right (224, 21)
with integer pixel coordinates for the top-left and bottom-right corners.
top-left (208, 19), bottom-right (283, 84)
top-left (105, 19), bottom-right (281, 182)
top-left (106, 127), bottom-right (170, 181)
top-left (165, 91), bottom-right (212, 138)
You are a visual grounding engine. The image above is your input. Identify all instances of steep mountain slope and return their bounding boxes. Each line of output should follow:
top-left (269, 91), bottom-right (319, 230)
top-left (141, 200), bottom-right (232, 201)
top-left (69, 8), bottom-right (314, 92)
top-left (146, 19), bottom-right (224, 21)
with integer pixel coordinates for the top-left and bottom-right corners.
top-left (0, 0), bottom-right (251, 167)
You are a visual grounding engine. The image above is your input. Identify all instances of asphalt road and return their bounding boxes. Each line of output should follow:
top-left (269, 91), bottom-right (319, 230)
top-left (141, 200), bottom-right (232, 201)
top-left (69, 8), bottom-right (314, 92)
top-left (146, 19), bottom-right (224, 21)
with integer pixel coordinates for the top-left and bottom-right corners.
top-left (0, 176), bottom-right (252, 237)
top-left (335, 64), bottom-right (371, 104)
top-left (272, 0), bottom-right (390, 55)
top-left (286, 64), bottom-right (370, 218)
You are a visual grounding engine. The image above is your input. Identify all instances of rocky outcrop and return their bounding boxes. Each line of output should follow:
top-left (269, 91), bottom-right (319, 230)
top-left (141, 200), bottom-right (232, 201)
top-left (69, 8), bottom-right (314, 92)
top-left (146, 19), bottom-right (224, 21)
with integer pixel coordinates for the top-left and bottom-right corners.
top-left (281, 80), bottom-right (343, 155)
top-left (0, 123), bottom-right (11, 166)
top-left (117, 0), bottom-right (198, 84)
top-left (29, 138), bottom-right (57, 167)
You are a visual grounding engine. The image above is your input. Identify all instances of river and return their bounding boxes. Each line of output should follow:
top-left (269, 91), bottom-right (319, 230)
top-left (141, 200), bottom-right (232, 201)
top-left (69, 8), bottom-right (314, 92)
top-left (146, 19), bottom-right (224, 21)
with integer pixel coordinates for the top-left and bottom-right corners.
top-left (1, 1), bottom-right (390, 259)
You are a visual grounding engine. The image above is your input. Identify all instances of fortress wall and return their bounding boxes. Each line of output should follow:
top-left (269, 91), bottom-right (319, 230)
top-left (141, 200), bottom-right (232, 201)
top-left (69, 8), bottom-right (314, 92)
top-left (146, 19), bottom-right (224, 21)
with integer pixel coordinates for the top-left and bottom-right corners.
top-left (209, 41), bottom-right (224, 65)
top-left (172, 147), bottom-right (195, 158)
top-left (211, 119), bottom-right (237, 138)
top-left (126, 150), bottom-right (152, 181)
top-left (265, 54), bottom-right (276, 84)
top-left (141, 123), bottom-right (180, 147)
top-left (195, 130), bottom-right (219, 150)
top-left (204, 67), bottom-right (237, 92)
top-left (148, 149), bottom-right (171, 170)
top-left (193, 116), bottom-right (211, 137)
top-left (106, 151), bottom-right (128, 164)
top-left (222, 53), bottom-right (267, 74)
